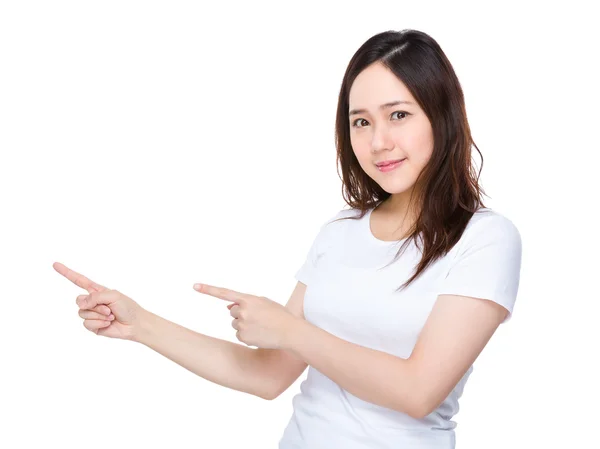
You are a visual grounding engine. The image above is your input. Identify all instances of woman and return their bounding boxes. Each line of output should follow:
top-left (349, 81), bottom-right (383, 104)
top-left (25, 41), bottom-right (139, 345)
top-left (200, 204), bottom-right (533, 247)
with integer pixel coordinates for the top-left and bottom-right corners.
top-left (54, 29), bottom-right (522, 449)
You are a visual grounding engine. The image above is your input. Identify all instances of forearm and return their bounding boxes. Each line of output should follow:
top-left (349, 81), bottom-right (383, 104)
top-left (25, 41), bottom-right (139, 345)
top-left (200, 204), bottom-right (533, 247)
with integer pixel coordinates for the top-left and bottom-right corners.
top-left (134, 309), bottom-right (275, 400)
top-left (285, 319), bottom-right (423, 418)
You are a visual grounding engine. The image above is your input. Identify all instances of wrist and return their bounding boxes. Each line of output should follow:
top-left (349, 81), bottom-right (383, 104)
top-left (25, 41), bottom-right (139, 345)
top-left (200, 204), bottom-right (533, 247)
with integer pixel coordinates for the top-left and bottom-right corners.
top-left (132, 308), bottom-right (156, 344)
top-left (282, 316), bottom-right (307, 351)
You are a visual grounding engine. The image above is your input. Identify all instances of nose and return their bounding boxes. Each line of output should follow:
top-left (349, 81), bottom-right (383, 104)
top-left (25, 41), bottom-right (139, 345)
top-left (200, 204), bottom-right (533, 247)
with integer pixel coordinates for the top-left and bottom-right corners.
top-left (370, 123), bottom-right (394, 154)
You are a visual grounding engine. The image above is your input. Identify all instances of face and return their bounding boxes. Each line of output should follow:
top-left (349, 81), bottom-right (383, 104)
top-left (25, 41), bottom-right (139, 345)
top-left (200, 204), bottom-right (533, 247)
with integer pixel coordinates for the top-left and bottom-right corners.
top-left (348, 62), bottom-right (434, 197)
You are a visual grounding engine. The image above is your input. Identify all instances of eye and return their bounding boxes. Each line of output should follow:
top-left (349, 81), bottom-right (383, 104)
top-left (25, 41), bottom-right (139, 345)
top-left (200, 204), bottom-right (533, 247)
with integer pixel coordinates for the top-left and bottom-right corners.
top-left (351, 111), bottom-right (410, 128)
top-left (391, 111), bottom-right (409, 120)
top-left (351, 118), bottom-right (369, 128)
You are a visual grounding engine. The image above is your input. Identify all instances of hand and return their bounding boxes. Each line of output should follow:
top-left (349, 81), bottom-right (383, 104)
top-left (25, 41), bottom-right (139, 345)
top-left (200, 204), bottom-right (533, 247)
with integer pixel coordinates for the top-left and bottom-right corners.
top-left (193, 283), bottom-right (299, 349)
top-left (53, 262), bottom-right (146, 341)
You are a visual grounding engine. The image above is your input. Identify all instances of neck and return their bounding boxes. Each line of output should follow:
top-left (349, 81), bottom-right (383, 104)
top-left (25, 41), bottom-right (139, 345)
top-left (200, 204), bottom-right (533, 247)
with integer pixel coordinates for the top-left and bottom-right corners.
top-left (379, 190), bottom-right (420, 220)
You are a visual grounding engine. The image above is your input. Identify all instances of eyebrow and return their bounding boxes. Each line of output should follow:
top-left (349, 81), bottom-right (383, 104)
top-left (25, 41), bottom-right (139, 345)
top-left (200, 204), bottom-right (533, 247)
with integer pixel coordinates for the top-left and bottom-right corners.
top-left (349, 100), bottom-right (414, 116)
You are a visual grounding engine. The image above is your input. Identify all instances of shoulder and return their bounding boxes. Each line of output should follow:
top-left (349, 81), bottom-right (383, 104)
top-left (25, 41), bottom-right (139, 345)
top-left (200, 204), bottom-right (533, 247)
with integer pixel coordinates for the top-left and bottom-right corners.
top-left (308, 207), bottom-right (360, 230)
top-left (310, 207), bottom-right (361, 247)
top-left (458, 207), bottom-right (522, 252)
top-left (324, 207), bottom-right (362, 224)
top-left (468, 207), bottom-right (520, 237)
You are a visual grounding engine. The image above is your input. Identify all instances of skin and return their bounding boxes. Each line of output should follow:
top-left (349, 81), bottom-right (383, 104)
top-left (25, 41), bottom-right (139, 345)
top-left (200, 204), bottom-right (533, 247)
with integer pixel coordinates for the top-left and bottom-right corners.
top-left (53, 261), bottom-right (143, 339)
top-left (348, 61), bottom-right (434, 239)
top-left (54, 60), bottom-right (510, 418)
top-left (53, 261), bottom-right (296, 345)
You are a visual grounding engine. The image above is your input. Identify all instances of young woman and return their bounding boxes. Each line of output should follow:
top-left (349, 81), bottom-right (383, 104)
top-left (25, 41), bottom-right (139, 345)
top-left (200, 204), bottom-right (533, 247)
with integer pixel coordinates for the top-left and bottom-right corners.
top-left (55, 29), bottom-right (522, 449)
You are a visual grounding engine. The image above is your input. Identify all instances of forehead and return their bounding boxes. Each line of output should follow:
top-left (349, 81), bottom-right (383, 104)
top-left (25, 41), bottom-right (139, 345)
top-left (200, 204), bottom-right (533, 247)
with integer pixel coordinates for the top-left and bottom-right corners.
top-left (348, 62), bottom-right (415, 107)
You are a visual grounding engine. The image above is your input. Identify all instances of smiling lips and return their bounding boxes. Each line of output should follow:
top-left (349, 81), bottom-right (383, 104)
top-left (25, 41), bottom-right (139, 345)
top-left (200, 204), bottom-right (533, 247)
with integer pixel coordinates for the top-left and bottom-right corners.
top-left (375, 158), bottom-right (406, 172)
top-left (375, 158), bottom-right (405, 167)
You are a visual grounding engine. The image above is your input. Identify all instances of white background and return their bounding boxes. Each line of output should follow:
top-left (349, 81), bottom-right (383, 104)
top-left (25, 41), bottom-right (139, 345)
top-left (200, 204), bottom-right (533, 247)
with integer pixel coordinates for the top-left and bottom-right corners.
top-left (1, 1), bottom-right (598, 448)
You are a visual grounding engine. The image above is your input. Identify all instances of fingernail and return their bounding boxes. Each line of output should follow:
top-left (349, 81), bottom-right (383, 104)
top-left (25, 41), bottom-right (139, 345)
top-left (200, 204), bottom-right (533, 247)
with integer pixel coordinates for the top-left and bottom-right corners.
top-left (194, 284), bottom-right (202, 290)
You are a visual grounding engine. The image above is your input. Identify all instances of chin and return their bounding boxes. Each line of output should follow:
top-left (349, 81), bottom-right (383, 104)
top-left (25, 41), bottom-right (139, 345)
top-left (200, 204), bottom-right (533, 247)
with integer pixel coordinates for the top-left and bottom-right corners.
top-left (385, 187), bottom-right (414, 195)
top-left (376, 178), bottom-right (416, 195)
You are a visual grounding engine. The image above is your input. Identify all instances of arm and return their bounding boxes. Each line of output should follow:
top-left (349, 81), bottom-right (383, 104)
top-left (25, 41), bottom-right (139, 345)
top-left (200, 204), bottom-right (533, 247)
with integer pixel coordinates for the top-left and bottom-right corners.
top-left (248, 281), bottom-right (309, 399)
top-left (284, 293), bottom-right (507, 419)
top-left (134, 281), bottom-right (308, 400)
top-left (135, 311), bottom-right (274, 400)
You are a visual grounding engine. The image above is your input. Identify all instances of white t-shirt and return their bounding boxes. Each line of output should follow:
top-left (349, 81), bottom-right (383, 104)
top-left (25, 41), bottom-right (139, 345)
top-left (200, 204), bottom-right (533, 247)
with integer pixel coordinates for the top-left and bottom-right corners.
top-left (278, 206), bottom-right (522, 449)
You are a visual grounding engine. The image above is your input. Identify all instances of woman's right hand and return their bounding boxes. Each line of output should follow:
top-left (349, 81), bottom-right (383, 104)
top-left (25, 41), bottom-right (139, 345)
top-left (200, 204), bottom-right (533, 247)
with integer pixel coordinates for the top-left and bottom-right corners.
top-left (53, 262), bottom-right (147, 341)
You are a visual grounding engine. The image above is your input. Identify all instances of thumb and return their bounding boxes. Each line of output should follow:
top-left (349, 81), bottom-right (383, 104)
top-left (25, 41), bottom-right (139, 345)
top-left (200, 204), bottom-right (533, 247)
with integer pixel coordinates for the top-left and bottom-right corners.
top-left (78, 291), bottom-right (110, 309)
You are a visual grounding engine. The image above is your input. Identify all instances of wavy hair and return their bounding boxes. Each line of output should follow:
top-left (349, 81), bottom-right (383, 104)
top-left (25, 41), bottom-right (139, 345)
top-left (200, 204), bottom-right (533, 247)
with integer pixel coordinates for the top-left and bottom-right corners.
top-left (331, 29), bottom-right (487, 292)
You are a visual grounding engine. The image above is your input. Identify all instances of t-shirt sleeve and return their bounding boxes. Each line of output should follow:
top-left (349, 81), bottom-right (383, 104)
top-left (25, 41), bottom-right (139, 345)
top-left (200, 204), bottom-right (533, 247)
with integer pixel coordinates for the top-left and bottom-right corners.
top-left (294, 210), bottom-right (344, 285)
top-left (294, 230), bottom-right (321, 286)
top-left (438, 214), bottom-right (522, 323)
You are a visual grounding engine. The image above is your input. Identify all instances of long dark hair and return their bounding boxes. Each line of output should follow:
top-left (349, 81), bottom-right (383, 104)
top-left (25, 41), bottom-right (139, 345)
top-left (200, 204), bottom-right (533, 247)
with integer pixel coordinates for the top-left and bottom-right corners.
top-left (332, 29), bottom-right (487, 292)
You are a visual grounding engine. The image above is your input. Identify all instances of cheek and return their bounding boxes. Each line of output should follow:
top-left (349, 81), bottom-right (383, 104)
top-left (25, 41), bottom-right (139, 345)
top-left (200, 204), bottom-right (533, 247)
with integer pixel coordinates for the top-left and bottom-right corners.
top-left (350, 135), bottom-right (371, 163)
top-left (400, 129), bottom-right (434, 166)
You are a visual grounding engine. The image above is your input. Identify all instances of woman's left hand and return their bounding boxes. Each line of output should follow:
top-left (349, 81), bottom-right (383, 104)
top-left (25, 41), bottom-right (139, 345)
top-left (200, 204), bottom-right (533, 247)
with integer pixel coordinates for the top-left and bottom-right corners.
top-left (193, 283), bottom-right (299, 349)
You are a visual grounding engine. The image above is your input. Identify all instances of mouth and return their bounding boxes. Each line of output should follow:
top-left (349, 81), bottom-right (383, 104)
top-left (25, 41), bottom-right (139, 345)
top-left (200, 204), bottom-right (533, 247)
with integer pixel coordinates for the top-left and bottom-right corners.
top-left (375, 158), bottom-right (406, 172)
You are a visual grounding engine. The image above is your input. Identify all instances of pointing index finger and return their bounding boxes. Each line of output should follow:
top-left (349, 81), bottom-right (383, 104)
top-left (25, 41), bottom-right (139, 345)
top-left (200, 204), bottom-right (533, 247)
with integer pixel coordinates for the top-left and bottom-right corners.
top-left (53, 262), bottom-right (107, 293)
top-left (194, 283), bottom-right (247, 303)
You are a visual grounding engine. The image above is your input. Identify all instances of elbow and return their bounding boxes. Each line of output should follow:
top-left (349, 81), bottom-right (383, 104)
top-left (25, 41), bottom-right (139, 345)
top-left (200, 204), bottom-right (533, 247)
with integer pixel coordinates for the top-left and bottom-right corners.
top-left (409, 400), bottom-right (432, 420)
top-left (395, 386), bottom-right (435, 419)
top-left (397, 398), bottom-right (431, 420)
top-left (400, 362), bottom-right (438, 419)
top-left (260, 385), bottom-right (282, 401)
top-left (409, 393), bottom-right (442, 419)
top-left (395, 398), bottom-right (427, 420)
top-left (387, 393), bottom-right (429, 419)
top-left (261, 392), bottom-right (277, 401)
